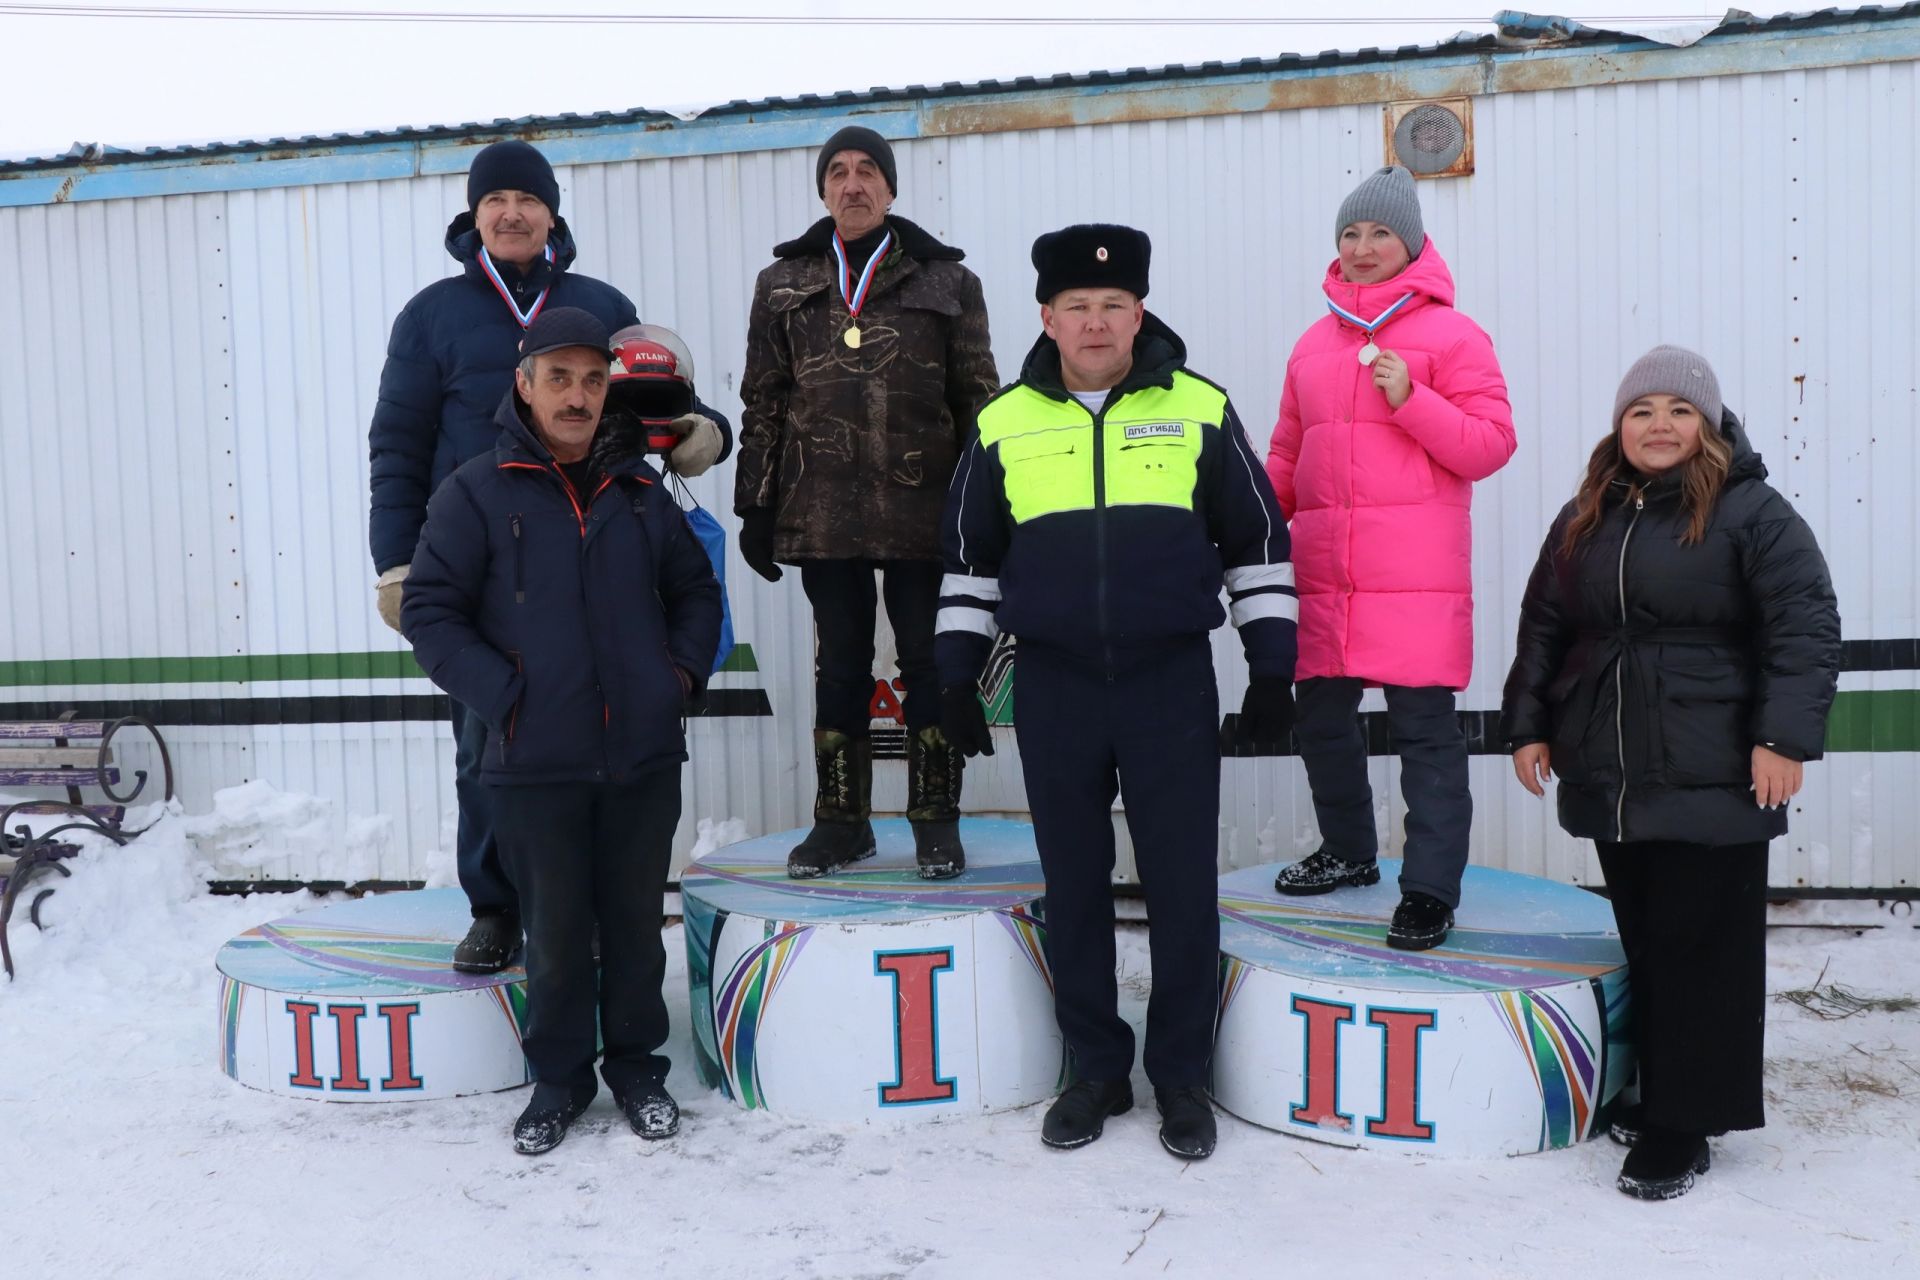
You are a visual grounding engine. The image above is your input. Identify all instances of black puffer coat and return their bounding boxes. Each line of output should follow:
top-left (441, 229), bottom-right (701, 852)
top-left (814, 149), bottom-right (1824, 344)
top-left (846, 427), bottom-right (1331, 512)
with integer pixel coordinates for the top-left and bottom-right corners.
top-left (1499, 411), bottom-right (1840, 844)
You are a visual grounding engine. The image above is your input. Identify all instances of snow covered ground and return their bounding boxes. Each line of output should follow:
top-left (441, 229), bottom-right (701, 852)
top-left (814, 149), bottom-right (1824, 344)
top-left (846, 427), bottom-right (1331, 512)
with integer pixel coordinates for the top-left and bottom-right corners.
top-left (4, 797), bottom-right (1917, 1279)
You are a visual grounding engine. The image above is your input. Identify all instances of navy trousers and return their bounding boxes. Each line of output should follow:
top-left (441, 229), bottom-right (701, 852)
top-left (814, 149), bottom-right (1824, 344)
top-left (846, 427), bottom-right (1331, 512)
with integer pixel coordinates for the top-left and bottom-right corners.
top-left (1015, 639), bottom-right (1221, 1088)
top-left (491, 767), bottom-right (682, 1098)
top-left (448, 698), bottom-right (516, 919)
top-left (1292, 678), bottom-right (1472, 908)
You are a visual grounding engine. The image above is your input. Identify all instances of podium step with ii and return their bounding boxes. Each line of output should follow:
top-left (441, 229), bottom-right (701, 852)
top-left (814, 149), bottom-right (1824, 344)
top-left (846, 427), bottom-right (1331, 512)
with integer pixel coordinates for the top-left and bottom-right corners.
top-left (216, 888), bottom-right (531, 1102)
top-left (682, 818), bottom-right (1064, 1122)
top-left (1213, 860), bottom-right (1633, 1157)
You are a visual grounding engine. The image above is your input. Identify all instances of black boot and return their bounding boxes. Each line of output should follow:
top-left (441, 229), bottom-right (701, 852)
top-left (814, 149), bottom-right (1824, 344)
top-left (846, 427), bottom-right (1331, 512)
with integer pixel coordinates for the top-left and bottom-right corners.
top-left (1273, 848), bottom-right (1382, 896)
top-left (452, 912), bottom-right (521, 974)
top-left (907, 725), bottom-right (966, 880)
top-left (1387, 891), bottom-right (1454, 951)
top-left (1155, 1085), bottom-right (1218, 1160)
top-left (511, 1084), bottom-right (593, 1156)
top-left (1040, 1078), bottom-right (1133, 1150)
top-left (787, 730), bottom-right (876, 878)
top-left (614, 1078), bottom-right (680, 1140)
top-left (1617, 1130), bottom-right (1711, 1200)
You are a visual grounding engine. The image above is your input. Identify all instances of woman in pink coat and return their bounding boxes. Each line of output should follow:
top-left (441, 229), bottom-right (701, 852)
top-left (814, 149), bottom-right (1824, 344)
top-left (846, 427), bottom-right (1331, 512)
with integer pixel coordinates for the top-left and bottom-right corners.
top-left (1264, 166), bottom-right (1515, 950)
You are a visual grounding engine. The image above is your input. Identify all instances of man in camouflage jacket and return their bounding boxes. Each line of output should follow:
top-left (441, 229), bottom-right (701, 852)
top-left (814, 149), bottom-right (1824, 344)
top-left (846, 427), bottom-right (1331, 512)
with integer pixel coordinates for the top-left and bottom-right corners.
top-left (735, 125), bottom-right (999, 880)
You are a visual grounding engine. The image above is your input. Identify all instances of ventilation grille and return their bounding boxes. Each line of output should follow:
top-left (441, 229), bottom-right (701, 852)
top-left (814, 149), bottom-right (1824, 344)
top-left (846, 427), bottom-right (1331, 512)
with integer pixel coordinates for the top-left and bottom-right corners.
top-left (1384, 98), bottom-right (1474, 179)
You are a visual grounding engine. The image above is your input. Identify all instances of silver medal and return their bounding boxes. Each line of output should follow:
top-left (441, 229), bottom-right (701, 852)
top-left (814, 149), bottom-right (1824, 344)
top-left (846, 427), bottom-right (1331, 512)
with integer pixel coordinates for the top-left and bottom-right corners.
top-left (1358, 342), bottom-right (1380, 366)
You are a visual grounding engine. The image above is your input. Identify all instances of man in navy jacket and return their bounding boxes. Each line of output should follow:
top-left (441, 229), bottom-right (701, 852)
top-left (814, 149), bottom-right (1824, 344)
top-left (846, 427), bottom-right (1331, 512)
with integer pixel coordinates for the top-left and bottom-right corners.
top-left (369, 139), bottom-right (729, 973)
top-left (402, 307), bottom-right (722, 1155)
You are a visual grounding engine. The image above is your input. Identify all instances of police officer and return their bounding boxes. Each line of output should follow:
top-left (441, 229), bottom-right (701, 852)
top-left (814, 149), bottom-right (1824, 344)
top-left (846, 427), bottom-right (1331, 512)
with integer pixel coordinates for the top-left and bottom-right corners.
top-left (935, 226), bottom-right (1299, 1159)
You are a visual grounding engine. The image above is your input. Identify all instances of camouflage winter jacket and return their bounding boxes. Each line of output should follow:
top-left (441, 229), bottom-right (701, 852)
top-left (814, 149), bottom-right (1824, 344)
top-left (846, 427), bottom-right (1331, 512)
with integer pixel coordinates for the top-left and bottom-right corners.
top-left (734, 215), bottom-right (998, 562)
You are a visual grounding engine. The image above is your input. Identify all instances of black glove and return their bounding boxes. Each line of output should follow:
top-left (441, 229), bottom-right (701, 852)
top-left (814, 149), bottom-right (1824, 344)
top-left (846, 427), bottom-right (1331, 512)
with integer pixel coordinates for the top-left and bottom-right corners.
top-left (942, 685), bottom-right (995, 757)
top-left (738, 508), bottom-right (782, 583)
top-left (1238, 676), bottom-right (1296, 747)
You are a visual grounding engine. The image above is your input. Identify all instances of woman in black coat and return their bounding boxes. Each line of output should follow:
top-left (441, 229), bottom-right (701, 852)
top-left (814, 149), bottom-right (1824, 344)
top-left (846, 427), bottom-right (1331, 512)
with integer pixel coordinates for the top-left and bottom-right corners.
top-left (1500, 346), bottom-right (1839, 1200)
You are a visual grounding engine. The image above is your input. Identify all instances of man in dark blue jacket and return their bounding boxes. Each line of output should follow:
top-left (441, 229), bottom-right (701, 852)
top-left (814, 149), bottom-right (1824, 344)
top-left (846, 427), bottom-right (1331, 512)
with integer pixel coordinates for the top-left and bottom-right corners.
top-left (369, 139), bottom-right (730, 973)
top-left (402, 307), bottom-right (723, 1155)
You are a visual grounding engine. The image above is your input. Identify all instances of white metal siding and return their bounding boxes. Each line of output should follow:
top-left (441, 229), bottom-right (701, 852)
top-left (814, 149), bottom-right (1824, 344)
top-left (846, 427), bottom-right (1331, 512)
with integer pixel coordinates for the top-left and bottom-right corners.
top-left (0, 56), bottom-right (1912, 890)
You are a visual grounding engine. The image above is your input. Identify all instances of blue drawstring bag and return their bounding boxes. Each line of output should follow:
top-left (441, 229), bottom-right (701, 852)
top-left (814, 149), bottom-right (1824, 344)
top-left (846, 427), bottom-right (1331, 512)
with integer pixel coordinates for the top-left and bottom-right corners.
top-left (670, 474), bottom-right (735, 674)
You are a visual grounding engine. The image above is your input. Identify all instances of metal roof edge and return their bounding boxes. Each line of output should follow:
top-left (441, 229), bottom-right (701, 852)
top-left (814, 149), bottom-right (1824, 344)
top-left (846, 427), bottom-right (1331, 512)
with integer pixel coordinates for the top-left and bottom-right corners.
top-left (3, 5), bottom-right (1917, 208)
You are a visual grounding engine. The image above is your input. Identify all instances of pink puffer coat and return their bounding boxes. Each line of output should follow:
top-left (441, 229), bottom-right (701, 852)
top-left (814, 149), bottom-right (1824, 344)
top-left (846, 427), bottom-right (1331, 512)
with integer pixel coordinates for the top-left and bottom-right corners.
top-left (1266, 241), bottom-right (1515, 690)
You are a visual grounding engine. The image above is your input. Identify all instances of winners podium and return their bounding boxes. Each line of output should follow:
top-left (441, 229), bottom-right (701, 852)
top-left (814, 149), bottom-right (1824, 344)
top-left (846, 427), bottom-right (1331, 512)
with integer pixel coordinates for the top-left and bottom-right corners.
top-left (681, 818), bottom-right (1065, 1122)
top-left (1212, 860), bottom-right (1633, 1157)
top-left (216, 888), bottom-right (532, 1101)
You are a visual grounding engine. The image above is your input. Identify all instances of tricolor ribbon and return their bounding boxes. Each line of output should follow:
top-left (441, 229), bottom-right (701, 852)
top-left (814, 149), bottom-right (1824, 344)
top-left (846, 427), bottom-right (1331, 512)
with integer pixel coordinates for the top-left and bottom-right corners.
top-left (830, 229), bottom-right (892, 321)
top-left (479, 243), bottom-right (557, 329)
top-left (1325, 290), bottom-right (1417, 340)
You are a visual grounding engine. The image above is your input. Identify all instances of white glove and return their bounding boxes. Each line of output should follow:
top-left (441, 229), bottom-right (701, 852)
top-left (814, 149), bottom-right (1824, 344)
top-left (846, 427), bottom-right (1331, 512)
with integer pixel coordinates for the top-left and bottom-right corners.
top-left (376, 564), bottom-right (410, 633)
top-left (667, 413), bottom-right (724, 478)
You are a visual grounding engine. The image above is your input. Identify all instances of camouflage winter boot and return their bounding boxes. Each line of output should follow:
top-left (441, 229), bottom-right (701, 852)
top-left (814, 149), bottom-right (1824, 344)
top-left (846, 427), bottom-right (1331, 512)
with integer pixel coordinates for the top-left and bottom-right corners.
top-left (907, 725), bottom-right (966, 880)
top-left (786, 730), bottom-right (877, 878)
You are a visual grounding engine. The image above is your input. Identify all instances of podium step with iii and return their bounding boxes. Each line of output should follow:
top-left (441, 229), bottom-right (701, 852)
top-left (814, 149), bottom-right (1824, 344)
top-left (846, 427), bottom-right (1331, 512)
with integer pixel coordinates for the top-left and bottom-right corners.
top-left (216, 888), bottom-right (531, 1102)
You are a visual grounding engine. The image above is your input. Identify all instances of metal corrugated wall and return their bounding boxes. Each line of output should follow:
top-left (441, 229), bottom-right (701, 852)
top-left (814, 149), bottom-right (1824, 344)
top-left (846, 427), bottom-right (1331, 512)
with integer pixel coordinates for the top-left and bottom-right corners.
top-left (0, 54), bottom-right (1912, 889)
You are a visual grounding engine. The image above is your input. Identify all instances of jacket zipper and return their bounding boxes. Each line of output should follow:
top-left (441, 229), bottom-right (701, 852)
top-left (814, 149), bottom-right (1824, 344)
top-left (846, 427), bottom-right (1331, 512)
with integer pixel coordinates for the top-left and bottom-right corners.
top-left (510, 514), bottom-right (525, 602)
top-left (1089, 396), bottom-right (1114, 677)
top-left (1613, 494), bottom-right (1645, 840)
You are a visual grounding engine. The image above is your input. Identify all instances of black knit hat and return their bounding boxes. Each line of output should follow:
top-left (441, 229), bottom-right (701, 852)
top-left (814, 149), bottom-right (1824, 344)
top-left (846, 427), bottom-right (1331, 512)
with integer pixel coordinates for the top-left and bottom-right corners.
top-left (467, 140), bottom-right (561, 216)
top-left (1032, 224), bottom-right (1151, 303)
top-left (816, 126), bottom-right (897, 196)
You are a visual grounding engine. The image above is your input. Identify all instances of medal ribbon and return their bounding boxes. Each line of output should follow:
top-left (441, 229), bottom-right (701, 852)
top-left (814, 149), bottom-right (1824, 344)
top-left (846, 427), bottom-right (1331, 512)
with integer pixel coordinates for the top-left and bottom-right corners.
top-left (831, 229), bottom-right (892, 322)
top-left (1325, 291), bottom-right (1416, 341)
top-left (479, 243), bottom-right (556, 329)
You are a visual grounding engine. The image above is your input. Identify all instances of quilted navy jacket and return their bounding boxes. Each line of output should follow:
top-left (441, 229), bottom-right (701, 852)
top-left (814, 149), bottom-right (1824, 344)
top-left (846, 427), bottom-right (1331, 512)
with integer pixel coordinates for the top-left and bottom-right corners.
top-left (368, 212), bottom-right (640, 573)
top-left (401, 391), bottom-right (723, 786)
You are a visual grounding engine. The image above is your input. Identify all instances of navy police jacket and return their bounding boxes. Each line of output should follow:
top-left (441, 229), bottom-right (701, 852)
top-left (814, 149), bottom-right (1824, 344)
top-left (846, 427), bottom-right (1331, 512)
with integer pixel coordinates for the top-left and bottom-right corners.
top-left (936, 313), bottom-right (1298, 688)
top-left (401, 392), bottom-right (723, 786)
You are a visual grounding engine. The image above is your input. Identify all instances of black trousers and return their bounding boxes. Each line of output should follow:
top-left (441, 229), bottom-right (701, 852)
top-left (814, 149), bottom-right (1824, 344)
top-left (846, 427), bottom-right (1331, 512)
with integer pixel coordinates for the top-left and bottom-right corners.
top-left (800, 560), bottom-right (942, 735)
top-left (491, 768), bottom-right (682, 1098)
top-left (1597, 838), bottom-right (1769, 1135)
top-left (1015, 640), bottom-right (1220, 1088)
top-left (1292, 678), bottom-right (1472, 907)
top-left (448, 698), bottom-right (515, 919)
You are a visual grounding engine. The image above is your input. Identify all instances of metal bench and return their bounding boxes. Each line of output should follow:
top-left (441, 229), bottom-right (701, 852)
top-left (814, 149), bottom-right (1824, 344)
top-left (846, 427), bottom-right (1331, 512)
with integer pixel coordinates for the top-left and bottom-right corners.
top-left (0, 712), bottom-right (174, 977)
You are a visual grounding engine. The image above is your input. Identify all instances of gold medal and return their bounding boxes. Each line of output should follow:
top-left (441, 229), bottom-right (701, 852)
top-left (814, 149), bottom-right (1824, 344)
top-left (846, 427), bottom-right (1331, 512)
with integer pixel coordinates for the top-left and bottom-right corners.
top-left (844, 324), bottom-right (862, 349)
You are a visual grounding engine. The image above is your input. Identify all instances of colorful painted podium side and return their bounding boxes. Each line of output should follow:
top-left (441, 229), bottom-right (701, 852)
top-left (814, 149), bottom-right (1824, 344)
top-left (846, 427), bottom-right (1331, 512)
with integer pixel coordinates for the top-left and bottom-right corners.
top-left (216, 888), bottom-right (531, 1101)
top-left (682, 818), bottom-right (1064, 1122)
top-left (1213, 861), bottom-right (1633, 1158)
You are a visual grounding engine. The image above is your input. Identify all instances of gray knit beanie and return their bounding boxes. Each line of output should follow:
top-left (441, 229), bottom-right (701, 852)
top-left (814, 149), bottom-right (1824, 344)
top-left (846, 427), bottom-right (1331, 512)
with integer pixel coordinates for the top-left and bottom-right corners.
top-left (1612, 345), bottom-right (1723, 431)
top-left (1335, 165), bottom-right (1425, 258)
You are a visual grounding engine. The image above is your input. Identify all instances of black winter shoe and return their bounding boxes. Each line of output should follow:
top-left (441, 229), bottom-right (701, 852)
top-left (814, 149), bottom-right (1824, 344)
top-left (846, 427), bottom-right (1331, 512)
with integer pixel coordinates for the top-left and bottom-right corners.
top-left (788, 731), bottom-right (876, 879)
top-left (453, 913), bottom-right (521, 974)
top-left (614, 1079), bottom-right (680, 1140)
top-left (908, 725), bottom-right (967, 880)
top-left (1387, 892), bottom-right (1454, 951)
top-left (1041, 1079), bottom-right (1134, 1149)
top-left (512, 1086), bottom-right (593, 1155)
top-left (1154, 1086), bottom-right (1218, 1160)
top-left (1617, 1131), bottom-right (1711, 1200)
top-left (1273, 849), bottom-right (1382, 896)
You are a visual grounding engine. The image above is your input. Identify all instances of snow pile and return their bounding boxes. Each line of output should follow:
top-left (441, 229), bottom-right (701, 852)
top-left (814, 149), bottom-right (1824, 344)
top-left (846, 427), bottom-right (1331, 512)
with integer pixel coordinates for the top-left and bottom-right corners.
top-left (178, 779), bottom-right (396, 882)
top-left (688, 814), bottom-right (750, 860)
top-left (3, 804), bottom-right (1918, 1276)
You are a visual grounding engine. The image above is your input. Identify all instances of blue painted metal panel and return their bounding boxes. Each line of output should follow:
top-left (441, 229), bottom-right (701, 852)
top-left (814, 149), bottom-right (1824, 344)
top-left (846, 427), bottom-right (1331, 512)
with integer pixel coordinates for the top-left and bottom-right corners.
top-left (5, 9), bottom-right (1919, 208)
